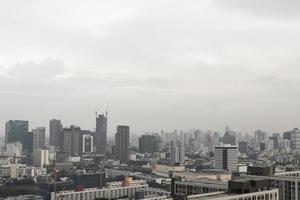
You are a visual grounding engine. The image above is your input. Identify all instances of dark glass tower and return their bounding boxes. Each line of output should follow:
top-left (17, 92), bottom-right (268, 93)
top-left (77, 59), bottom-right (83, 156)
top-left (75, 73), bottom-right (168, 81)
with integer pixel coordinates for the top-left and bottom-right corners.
top-left (95, 114), bottom-right (107, 154)
top-left (114, 125), bottom-right (130, 164)
top-left (5, 120), bottom-right (29, 151)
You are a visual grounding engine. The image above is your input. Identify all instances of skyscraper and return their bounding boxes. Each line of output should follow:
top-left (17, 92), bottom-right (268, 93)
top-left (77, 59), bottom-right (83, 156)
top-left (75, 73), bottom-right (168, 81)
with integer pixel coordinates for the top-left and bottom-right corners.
top-left (214, 145), bottom-right (238, 171)
top-left (5, 120), bottom-right (29, 151)
top-left (62, 125), bottom-right (82, 157)
top-left (238, 141), bottom-right (248, 154)
top-left (82, 134), bottom-right (93, 154)
top-left (223, 132), bottom-right (236, 145)
top-left (95, 114), bottom-right (107, 155)
top-left (255, 130), bottom-right (266, 144)
top-left (32, 127), bottom-right (46, 150)
top-left (33, 149), bottom-right (49, 167)
top-left (114, 125), bottom-right (130, 164)
top-left (62, 128), bottom-right (72, 155)
top-left (290, 128), bottom-right (300, 150)
top-left (170, 140), bottom-right (185, 166)
top-left (138, 134), bottom-right (162, 153)
top-left (49, 119), bottom-right (63, 149)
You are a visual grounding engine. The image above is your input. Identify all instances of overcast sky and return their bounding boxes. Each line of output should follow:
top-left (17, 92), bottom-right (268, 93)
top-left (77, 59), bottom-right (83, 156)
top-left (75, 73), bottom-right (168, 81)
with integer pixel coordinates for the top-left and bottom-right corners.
top-left (1, 0), bottom-right (300, 136)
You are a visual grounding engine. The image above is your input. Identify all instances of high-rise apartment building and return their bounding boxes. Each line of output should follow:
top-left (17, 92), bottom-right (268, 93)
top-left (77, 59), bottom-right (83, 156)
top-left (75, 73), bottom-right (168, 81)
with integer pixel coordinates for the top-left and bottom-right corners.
top-left (49, 119), bottom-right (63, 149)
top-left (95, 114), bottom-right (107, 154)
top-left (214, 145), bottom-right (238, 171)
top-left (114, 125), bottom-right (130, 164)
top-left (32, 127), bottom-right (46, 150)
top-left (5, 120), bottom-right (29, 151)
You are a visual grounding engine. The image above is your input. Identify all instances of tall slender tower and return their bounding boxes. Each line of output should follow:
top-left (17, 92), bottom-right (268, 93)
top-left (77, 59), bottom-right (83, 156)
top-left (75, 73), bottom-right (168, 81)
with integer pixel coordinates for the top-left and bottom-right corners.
top-left (49, 119), bottom-right (63, 149)
top-left (96, 114), bottom-right (107, 154)
top-left (32, 127), bottom-right (46, 149)
top-left (114, 125), bottom-right (130, 164)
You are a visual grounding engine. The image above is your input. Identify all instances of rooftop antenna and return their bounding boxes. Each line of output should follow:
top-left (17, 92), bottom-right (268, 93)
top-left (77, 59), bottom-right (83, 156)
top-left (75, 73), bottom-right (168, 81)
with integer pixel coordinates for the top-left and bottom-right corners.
top-left (106, 100), bottom-right (109, 117)
top-left (95, 110), bottom-right (98, 118)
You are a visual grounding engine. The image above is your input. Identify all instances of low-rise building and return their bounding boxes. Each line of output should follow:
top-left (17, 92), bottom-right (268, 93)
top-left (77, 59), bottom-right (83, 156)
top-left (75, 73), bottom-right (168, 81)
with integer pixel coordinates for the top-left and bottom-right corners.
top-left (52, 179), bottom-right (148, 200)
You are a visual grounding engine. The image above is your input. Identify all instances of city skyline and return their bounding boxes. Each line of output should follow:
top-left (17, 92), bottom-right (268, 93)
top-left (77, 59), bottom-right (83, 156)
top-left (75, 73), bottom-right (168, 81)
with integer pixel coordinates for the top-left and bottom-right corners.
top-left (1, 1), bottom-right (300, 135)
top-left (0, 115), bottom-right (298, 137)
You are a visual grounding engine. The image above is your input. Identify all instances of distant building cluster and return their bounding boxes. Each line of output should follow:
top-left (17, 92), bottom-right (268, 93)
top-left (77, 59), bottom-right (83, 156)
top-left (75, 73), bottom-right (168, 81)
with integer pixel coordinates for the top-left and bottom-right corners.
top-left (1, 121), bottom-right (300, 200)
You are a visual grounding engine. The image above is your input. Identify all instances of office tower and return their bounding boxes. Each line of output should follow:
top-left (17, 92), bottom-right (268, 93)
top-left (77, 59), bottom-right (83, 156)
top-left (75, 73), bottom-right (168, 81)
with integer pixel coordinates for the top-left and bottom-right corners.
top-left (49, 119), bottom-right (63, 149)
top-left (62, 125), bottom-right (81, 156)
top-left (5, 120), bottom-right (29, 151)
top-left (194, 129), bottom-right (203, 147)
top-left (238, 141), bottom-right (248, 154)
top-left (27, 131), bottom-right (34, 153)
top-left (62, 128), bottom-right (72, 155)
top-left (188, 136), bottom-right (196, 153)
top-left (179, 141), bottom-right (185, 163)
top-left (204, 133), bottom-right (213, 152)
top-left (213, 132), bottom-right (220, 146)
top-left (114, 125), bottom-right (130, 164)
top-left (71, 126), bottom-right (82, 157)
top-left (214, 145), bottom-right (238, 171)
top-left (255, 130), bottom-right (266, 143)
top-left (223, 132), bottom-right (236, 145)
top-left (269, 136), bottom-right (279, 149)
top-left (32, 127), bottom-right (46, 150)
top-left (290, 128), bottom-right (300, 150)
top-left (170, 141), bottom-right (185, 165)
top-left (283, 131), bottom-right (292, 140)
top-left (82, 130), bottom-right (96, 149)
top-left (95, 114), bottom-right (107, 154)
top-left (138, 134), bottom-right (162, 153)
top-left (170, 141), bottom-right (179, 165)
top-left (82, 134), bottom-right (93, 153)
top-left (33, 149), bottom-right (49, 167)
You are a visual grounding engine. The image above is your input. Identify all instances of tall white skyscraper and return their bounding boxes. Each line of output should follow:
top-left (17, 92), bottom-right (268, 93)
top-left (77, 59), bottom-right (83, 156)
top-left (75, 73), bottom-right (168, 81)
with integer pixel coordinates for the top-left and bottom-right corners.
top-left (214, 145), bottom-right (238, 171)
top-left (170, 140), bottom-right (185, 166)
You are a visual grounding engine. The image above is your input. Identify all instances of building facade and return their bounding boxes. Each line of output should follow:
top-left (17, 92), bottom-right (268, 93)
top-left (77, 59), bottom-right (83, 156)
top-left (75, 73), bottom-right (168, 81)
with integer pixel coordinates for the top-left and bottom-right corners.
top-left (139, 134), bottom-right (162, 153)
top-left (32, 127), bottom-right (46, 150)
top-left (49, 119), bottom-right (63, 149)
top-left (214, 145), bottom-right (238, 171)
top-left (114, 125), bottom-right (130, 164)
top-left (52, 180), bottom-right (148, 200)
top-left (5, 120), bottom-right (29, 151)
top-left (33, 149), bottom-right (49, 167)
top-left (95, 114), bottom-right (107, 155)
top-left (170, 141), bottom-right (185, 166)
top-left (82, 134), bottom-right (93, 153)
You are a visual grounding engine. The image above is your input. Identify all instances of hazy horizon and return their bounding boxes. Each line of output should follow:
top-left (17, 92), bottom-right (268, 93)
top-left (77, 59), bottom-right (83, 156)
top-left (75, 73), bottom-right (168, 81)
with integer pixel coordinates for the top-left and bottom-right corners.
top-left (1, 1), bottom-right (300, 135)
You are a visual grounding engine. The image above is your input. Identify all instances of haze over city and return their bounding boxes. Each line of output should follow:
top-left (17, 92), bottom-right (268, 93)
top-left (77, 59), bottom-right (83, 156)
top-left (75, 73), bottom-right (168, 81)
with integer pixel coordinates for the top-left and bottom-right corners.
top-left (1, 0), bottom-right (300, 135)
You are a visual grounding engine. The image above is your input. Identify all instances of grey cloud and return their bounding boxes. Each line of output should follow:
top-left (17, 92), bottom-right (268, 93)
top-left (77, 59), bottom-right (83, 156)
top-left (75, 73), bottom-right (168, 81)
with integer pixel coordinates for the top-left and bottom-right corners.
top-left (1, 1), bottom-right (300, 134)
top-left (9, 58), bottom-right (65, 80)
top-left (214, 0), bottom-right (300, 19)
